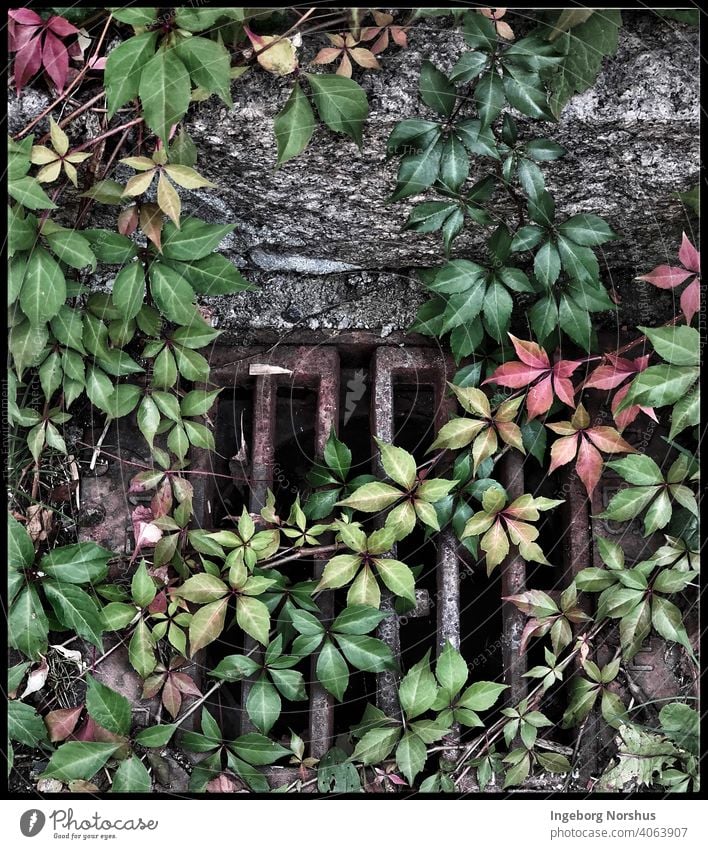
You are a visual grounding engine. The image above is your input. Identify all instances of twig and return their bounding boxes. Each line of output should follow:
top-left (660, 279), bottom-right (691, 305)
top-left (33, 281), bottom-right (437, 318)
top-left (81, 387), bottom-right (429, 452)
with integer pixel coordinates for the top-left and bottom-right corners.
top-left (73, 116), bottom-right (144, 152)
top-left (89, 419), bottom-right (112, 471)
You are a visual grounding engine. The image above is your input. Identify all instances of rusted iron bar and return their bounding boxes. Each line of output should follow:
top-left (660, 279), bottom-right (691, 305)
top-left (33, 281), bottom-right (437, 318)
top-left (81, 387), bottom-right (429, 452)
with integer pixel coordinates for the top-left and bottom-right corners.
top-left (371, 346), bottom-right (457, 718)
top-left (499, 450), bottom-right (528, 706)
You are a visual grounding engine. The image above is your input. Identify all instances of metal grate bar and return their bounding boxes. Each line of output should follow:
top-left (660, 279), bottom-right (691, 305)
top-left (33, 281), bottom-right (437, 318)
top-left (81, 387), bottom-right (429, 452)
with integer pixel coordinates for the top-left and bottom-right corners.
top-left (371, 346), bottom-right (456, 717)
top-left (200, 346), bottom-right (339, 752)
top-left (500, 450), bottom-right (528, 705)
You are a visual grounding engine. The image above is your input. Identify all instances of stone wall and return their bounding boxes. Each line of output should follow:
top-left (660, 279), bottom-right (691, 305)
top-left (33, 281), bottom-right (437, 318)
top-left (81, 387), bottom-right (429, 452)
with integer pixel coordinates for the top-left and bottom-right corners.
top-left (9, 11), bottom-right (700, 340)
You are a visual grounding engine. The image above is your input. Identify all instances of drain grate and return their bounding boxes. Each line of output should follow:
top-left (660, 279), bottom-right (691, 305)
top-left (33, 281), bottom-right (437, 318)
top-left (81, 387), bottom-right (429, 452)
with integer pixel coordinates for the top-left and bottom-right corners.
top-left (190, 341), bottom-right (552, 770)
top-left (79, 333), bottom-right (697, 790)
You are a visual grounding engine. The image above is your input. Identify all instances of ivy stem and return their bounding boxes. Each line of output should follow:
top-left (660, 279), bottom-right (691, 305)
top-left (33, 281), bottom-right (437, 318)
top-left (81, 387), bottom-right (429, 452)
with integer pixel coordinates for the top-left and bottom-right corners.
top-left (75, 124), bottom-right (133, 228)
top-left (36, 91), bottom-right (106, 144)
top-left (73, 116), bottom-right (144, 152)
top-left (266, 543), bottom-right (342, 570)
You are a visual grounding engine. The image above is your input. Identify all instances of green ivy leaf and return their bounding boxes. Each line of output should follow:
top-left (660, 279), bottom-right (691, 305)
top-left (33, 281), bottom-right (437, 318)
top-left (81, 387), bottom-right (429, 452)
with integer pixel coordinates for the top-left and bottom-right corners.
top-left (86, 674), bottom-right (132, 736)
top-left (44, 581), bottom-right (104, 650)
top-left (475, 71), bottom-right (505, 127)
top-left (175, 36), bottom-right (232, 106)
top-left (43, 742), bottom-right (120, 781)
top-left (396, 731), bottom-right (428, 785)
top-left (389, 138), bottom-right (443, 202)
top-left (639, 325), bottom-right (699, 367)
top-left (8, 700), bottom-right (48, 746)
top-left (316, 638), bottom-right (350, 701)
top-left (305, 73), bottom-right (368, 146)
top-left (111, 755), bottom-right (152, 792)
top-left (149, 262), bottom-right (201, 326)
top-left (558, 213), bottom-right (616, 246)
top-left (236, 595), bottom-right (271, 645)
top-left (9, 513), bottom-right (35, 570)
top-left (8, 585), bottom-right (48, 659)
top-left (20, 247), bottom-right (66, 326)
top-left (138, 48), bottom-right (192, 144)
top-left (161, 217), bottom-right (234, 261)
top-left (246, 676), bottom-right (281, 735)
top-left (398, 652), bottom-right (438, 720)
top-left (39, 542), bottom-right (112, 585)
top-left (349, 726), bottom-right (401, 765)
top-left (274, 82), bottom-right (315, 166)
top-left (419, 60), bottom-right (456, 117)
top-left (112, 262), bottom-right (145, 320)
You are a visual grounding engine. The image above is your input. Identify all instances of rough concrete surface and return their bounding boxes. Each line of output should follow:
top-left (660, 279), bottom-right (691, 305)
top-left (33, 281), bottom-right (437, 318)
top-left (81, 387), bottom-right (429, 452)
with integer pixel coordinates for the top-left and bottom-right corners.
top-left (8, 11), bottom-right (699, 337)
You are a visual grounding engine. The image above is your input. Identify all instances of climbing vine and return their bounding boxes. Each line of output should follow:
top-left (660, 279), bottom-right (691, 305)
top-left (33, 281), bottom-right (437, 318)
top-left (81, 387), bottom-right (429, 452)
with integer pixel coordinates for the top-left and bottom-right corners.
top-left (6, 7), bottom-right (700, 795)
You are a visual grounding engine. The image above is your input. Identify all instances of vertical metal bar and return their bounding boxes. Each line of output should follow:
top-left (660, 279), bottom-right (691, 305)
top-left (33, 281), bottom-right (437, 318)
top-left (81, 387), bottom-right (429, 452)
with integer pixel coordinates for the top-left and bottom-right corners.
top-left (371, 347), bottom-right (458, 719)
top-left (371, 347), bottom-right (401, 719)
top-left (241, 375), bottom-right (277, 735)
top-left (308, 350), bottom-right (339, 760)
top-left (561, 463), bottom-right (600, 778)
top-left (249, 376), bottom-right (277, 513)
top-left (432, 368), bottom-right (460, 655)
top-left (500, 450), bottom-right (528, 705)
top-left (435, 529), bottom-right (460, 652)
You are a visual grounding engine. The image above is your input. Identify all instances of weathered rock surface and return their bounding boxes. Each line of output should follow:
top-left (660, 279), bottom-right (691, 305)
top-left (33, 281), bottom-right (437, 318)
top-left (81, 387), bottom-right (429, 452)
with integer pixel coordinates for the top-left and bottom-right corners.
top-left (8, 12), bottom-right (699, 336)
top-left (180, 12), bottom-right (699, 336)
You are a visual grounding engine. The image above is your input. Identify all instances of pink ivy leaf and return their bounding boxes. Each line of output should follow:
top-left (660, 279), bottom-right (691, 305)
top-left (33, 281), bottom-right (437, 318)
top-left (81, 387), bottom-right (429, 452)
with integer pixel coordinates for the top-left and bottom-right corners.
top-left (584, 356), bottom-right (637, 390)
top-left (88, 53), bottom-right (107, 71)
top-left (72, 715), bottom-right (99, 742)
top-left (21, 658), bottom-right (49, 698)
top-left (45, 706), bottom-right (83, 743)
top-left (162, 677), bottom-right (182, 719)
top-left (636, 265), bottom-right (693, 290)
top-left (526, 374), bottom-right (554, 419)
top-left (46, 15), bottom-right (79, 37)
top-left (486, 360), bottom-right (546, 389)
top-left (8, 18), bottom-right (41, 53)
top-left (508, 334), bottom-right (550, 370)
top-left (150, 477), bottom-right (173, 518)
top-left (386, 772), bottom-right (408, 786)
top-left (585, 426), bottom-right (637, 455)
top-left (42, 30), bottom-right (70, 92)
top-left (172, 672), bottom-right (202, 697)
top-left (13, 34), bottom-right (43, 93)
top-left (575, 437), bottom-right (604, 498)
top-left (148, 589), bottom-right (168, 615)
top-left (548, 433), bottom-right (579, 474)
top-left (611, 384), bottom-right (657, 431)
top-left (680, 277), bottom-right (700, 325)
top-left (678, 232), bottom-right (700, 274)
top-left (207, 774), bottom-right (245, 793)
top-left (8, 8), bottom-right (44, 26)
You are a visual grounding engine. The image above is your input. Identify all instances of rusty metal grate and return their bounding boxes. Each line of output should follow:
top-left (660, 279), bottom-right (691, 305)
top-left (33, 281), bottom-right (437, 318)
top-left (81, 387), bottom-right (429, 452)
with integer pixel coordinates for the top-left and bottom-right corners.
top-left (79, 332), bottom-right (697, 790)
top-left (189, 340), bottom-right (559, 772)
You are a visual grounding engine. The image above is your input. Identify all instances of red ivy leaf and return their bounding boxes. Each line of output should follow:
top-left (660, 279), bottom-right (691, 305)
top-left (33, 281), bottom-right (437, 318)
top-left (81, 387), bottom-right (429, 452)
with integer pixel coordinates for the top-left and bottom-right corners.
top-left (575, 437), bottom-right (603, 498)
top-left (12, 33), bottom-right (43, 93)
top-left (636, 265), bottom-right (692, 289)
top-left (45, 706), bottom-right (83, 742)
top-left (46, 15), bottom-right (79, 37)
top-left (680, 277), bottom-right (700, 325)
top-left (546, 406), bottom-right (636, 496)
top-left (485, 334), bottom-right (581, 419)
top-left (8, 8), bottom-right (44, 25)
top-left (678, 232), bottom-right (700, 274)
top-left (42, 30), bottom-right (70, 92)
